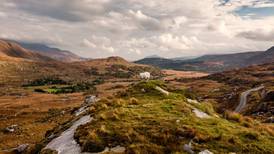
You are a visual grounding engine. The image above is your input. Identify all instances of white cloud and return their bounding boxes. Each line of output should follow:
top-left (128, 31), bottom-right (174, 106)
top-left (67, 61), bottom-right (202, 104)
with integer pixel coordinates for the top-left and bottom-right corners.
top-left (0, 0), bottom-right (273, 60)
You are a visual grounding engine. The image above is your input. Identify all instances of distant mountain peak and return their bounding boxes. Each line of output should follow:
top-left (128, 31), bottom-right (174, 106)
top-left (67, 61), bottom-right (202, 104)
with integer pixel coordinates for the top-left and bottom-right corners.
top-left (106, 56), bottom-right (128, 63)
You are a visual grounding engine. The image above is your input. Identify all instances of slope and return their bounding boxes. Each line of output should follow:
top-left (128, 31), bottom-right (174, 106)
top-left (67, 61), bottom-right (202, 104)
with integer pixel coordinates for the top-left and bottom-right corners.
top-left (17, 41), bottom-right (83, 62)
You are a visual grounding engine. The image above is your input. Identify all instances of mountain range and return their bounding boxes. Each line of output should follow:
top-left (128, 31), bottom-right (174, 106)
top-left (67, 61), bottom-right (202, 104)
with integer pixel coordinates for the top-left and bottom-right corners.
top-left (1, 39), bottom-right (83, 62)
top-left (135, 47), bottom-right (274, 72)
top-left (0, 39), bottom-right (53, 61)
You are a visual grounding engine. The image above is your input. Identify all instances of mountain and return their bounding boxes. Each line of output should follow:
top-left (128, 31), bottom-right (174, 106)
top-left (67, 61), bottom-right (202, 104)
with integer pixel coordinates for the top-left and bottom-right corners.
top-left (246, 46), bottom-right (274, 65)
top-left (0, 39), bottom-right (53, 61)
top-left (16, 41), bottom-right (83, 62)
top-left (135, 57), bottom-right (178, 69)
top-left (135, 47), bottom-right (274, 73)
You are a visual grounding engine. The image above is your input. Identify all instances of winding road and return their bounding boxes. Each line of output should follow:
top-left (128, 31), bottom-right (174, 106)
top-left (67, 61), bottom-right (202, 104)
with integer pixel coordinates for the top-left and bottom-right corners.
top-left (235, 86), bottom-right (264, 113)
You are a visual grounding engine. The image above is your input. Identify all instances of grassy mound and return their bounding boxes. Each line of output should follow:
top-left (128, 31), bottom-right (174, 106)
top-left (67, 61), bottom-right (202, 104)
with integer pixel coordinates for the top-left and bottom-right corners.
top-left (75, 81), bottom-right (274, 154)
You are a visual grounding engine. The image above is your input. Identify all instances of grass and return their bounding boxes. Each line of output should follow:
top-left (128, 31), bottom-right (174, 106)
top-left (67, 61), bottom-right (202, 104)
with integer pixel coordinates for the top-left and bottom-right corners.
top-left (74, 81), bottom-right (274, 154)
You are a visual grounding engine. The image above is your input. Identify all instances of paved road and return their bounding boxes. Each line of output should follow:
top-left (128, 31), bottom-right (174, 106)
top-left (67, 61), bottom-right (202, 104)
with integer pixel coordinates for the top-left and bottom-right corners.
top-left (235, 86), bottom-right (264, 113)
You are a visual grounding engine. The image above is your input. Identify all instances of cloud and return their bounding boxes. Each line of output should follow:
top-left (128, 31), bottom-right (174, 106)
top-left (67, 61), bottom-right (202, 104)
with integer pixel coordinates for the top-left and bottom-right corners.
top-left (0, 0), bottom-right (273, 60)
top-left (237, 29), bottom-right (274, 41)
top-left (10, 0), bottom-right (111, 22)
top-left (128, 10), bottom-right (161, 30)
top-left (82, 39), bottom-right (97, 48)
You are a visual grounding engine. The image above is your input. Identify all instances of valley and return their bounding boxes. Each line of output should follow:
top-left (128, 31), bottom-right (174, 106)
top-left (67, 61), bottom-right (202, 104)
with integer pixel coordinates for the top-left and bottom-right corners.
top-left (0, 39), bottom-right (273, 154)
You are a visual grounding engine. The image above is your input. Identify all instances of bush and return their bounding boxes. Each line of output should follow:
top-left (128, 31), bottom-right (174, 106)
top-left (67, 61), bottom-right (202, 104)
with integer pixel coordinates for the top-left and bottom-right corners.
top-left (45, 83), bottom-right (96, 94)
top-left (34, 88), bottom-right (46, 93)
top-left (23, 77), bottom-right (67, 87)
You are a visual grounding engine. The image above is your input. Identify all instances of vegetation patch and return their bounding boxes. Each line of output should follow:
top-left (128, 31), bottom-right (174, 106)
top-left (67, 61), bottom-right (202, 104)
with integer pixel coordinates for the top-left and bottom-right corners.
top-left (23, 77), bottom-right (67, 87)
top-left (32, 81), bottom-right (99, 94)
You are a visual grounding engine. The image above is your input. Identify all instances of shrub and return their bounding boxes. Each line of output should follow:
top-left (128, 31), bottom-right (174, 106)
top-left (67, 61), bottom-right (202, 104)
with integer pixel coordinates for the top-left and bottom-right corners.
top-left (45, 83), bottom-right (96, 94)
top-left (23, 77), bottom-right (66, 87)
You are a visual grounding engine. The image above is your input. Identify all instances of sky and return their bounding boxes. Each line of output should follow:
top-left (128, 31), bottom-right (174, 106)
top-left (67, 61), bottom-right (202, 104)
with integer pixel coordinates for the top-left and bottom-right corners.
top-left (0, 0), bottom-right (274, 60)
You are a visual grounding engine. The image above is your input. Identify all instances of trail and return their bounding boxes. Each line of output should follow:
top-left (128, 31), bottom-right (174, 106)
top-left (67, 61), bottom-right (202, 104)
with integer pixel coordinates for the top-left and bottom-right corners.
top-left (235, 86), bottom-right (264, 113)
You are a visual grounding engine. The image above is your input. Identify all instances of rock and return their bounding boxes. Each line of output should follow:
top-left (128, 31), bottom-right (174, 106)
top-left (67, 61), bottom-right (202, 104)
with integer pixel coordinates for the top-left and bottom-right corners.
top-left (84, 95), bottom-right (97, 104)
top-left (4, 124), bottom-right (18, 133)
top-left (183, 140), bottom-right (194, 154)
top-left (187, 99), bottom-right (199, 104)
top-left (199, 149), bottom-right (213, 154)
top-left (110, 146), bottom-right (126, 153)
top-left (12, 144), bottom-right (29, 153)
top-left (155, 86), bottom-right (169, 96)
top-left (193, 108), bottom-right (210, 119)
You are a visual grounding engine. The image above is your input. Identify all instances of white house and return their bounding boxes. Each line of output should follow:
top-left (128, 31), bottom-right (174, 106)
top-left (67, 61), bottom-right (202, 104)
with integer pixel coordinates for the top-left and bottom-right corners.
top-left (139, 72), bottom-right (151, 80)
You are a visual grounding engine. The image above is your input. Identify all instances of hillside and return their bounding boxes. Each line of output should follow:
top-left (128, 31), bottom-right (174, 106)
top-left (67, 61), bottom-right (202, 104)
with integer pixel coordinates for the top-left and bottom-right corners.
top-left (0, 53), bottom-right (160, 89)
top-left (17, 41), bottom-right (83, 62)
top-left (71, 81), bottom-right (274, 154)
top-left (246, 46), bottom-right (274, 65)
top-left (172, 62), bottom-right (274, 122)
top-left (135, 47), bottom-right (274, 73)
top-left (0, 40), bottom-right (53, 62)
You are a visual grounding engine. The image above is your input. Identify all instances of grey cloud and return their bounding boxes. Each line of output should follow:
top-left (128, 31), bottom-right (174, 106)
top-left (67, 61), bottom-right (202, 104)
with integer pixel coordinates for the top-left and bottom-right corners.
top-left (11, 0), bottom-right (110, 22)
top-left (237, 29), bottom-right (274, 41)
